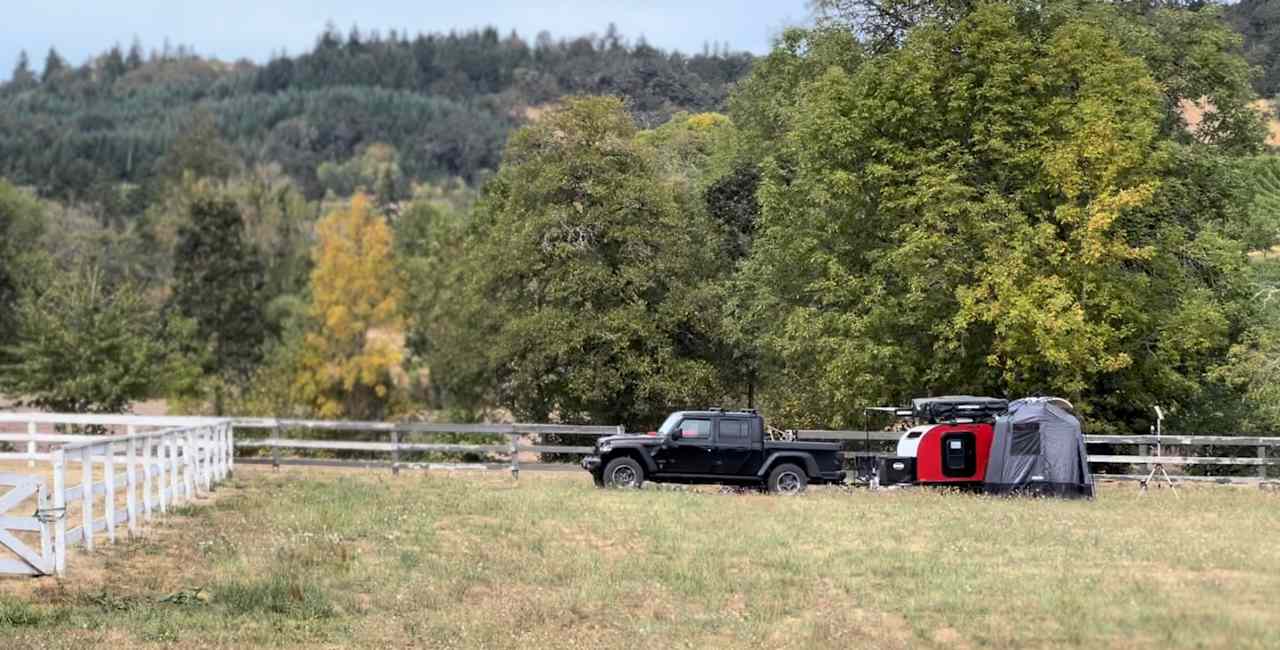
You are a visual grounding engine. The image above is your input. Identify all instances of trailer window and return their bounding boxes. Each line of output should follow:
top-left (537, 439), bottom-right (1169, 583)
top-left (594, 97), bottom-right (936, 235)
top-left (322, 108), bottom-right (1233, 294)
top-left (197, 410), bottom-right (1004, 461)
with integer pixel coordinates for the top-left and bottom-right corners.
top-left (941, 432), bottom-right (976, 477)
top-left (680, 419), bottom-right (711, 439)
top-left (718, 419), bottom-right (749, 442)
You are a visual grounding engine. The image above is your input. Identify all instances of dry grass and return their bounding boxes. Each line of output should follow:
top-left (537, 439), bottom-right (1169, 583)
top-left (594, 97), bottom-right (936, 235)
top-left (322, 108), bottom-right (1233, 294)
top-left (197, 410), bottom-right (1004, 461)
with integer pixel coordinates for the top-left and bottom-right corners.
top-left (1, 468), bottom-right (1279, 649)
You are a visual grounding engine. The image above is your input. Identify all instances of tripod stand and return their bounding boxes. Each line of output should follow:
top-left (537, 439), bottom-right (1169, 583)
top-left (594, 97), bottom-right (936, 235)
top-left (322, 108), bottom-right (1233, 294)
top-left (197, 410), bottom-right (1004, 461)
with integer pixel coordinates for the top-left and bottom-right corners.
top-left (1139, 405), bottom-right (1178, 496)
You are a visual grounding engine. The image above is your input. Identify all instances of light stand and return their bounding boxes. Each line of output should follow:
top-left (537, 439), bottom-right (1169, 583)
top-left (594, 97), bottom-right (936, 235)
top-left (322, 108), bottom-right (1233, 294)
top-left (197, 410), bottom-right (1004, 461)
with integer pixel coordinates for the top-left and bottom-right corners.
top-left (1139, 405), bottom-right (1178, 496)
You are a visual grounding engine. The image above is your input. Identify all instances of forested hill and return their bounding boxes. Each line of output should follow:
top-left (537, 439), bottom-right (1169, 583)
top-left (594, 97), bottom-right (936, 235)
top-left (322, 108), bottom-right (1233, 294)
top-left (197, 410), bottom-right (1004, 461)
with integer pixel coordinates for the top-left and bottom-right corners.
top-left (0, 26), bottom-right (752, 210)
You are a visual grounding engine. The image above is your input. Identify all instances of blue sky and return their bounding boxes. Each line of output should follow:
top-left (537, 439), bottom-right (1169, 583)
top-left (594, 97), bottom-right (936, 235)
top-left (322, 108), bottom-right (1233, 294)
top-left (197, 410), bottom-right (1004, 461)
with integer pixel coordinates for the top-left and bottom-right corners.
top-left (2, 1), bottom-right (813, 80)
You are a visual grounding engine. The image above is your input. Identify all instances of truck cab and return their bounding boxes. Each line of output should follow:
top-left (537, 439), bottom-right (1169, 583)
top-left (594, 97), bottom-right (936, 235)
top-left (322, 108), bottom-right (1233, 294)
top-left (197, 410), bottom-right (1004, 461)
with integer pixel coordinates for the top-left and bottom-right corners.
top-left (582, 409), bottom-right (845, 493)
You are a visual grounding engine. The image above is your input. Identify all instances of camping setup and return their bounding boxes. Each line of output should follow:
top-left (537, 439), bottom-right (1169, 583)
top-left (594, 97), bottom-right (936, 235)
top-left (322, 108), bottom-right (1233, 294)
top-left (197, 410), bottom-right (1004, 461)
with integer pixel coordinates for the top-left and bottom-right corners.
top-left (983, 397), bottom-right (1094, 499)
top-left (879, 396), bottom-right (1008, 489)
top-left (877, 395), bottom-right (1095, 499)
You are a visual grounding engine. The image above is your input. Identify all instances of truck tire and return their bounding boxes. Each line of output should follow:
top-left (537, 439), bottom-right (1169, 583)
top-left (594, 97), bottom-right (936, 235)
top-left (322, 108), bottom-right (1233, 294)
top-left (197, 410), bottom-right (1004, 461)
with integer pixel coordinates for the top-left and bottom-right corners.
top-left (767, 463), bottom-right (808, 495)
top-left (603, 457), bottom-right (644, 489)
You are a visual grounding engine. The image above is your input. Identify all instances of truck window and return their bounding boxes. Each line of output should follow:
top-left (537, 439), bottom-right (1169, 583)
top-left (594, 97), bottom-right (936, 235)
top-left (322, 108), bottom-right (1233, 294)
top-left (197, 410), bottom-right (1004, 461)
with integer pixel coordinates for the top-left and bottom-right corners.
top-left (718, 419), bottom-right (749, 442)
top-left (679, 419), bottom-right (711, 439)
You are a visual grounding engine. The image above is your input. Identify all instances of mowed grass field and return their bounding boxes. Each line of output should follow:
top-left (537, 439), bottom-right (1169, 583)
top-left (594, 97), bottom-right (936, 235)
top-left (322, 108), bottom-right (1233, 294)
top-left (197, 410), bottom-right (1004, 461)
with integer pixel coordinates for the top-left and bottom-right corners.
top-left (1, 468), bottom-right (1278, 649)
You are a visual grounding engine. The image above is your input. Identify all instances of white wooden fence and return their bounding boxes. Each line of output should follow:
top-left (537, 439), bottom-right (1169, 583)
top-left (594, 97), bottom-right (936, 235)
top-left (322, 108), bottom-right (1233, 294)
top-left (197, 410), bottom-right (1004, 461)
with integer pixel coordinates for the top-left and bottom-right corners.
top-left (0, 415), bottom-right (234, 577)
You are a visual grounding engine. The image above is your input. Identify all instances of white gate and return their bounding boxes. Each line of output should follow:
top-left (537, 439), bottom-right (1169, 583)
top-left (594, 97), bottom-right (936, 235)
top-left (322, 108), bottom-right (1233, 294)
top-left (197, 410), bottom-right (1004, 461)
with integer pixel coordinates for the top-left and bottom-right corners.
top-left (0, 473), bottom-right (53, 576)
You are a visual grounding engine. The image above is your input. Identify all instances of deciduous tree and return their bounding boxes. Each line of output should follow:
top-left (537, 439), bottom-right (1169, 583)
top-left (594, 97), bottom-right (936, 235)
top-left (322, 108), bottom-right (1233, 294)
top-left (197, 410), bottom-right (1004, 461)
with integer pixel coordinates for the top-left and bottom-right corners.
top-left (294, 194), bottom-right (405, 419)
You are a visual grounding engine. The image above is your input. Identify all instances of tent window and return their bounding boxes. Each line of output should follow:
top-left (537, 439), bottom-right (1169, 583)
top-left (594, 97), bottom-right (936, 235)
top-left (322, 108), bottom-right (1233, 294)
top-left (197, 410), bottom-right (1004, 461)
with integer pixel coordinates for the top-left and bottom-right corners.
top-left (1011, 423), bottom-right (1040, 456)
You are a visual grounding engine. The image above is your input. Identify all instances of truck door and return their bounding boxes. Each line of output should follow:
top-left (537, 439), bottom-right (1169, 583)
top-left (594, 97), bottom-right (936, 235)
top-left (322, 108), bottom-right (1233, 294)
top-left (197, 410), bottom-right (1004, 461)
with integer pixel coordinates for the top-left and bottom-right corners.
top-left (655, 417), bottom-right (714, 475)
top-left (712, 418), bottom-right (753, 475)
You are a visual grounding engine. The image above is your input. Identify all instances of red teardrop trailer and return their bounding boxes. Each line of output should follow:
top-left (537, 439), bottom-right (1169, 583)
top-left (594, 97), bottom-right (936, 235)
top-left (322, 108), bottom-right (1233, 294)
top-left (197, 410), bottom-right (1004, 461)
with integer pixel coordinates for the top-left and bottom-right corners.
top-left (878, 396), bottom-right (1008, 489)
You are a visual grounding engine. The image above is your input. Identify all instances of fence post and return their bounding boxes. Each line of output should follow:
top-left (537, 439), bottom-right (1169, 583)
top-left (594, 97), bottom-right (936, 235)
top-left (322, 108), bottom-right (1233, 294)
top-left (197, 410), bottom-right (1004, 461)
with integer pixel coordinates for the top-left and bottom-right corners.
top-left (226, 422), bottom-right (235, 478)
top-left (52, 449), bottom-right (66, 576)
top-left (392, 430), bottom-right (401, 476)
top-left (104, 441), bottom-right (116, 544)
top-left (38, 483), bottom-right (52, 574)
top-left (184, 428), bottom-right (196, 499)
top-left (218, 424), bottom-right (229, 481)
top-left (142, 435), bottom-right (154, 520)
top-left (81, 446), bottom-right (94, 552)
top-left (27, 421), bottom-right (37, 468)
top-left (272, 423), bottom-right (281, 471)
top-left (509, 432), bottom-right (520, 480)
top-left (126, 434), bottom-right (138, 534)
top-left (199, 427), bottom-right (211, 492)
top-left (168, 434), bottom-right (179, 506)
top-left (1260, 443), bottom-right (1268, 481)
top-left (158, 435), bottom-right (169, 513)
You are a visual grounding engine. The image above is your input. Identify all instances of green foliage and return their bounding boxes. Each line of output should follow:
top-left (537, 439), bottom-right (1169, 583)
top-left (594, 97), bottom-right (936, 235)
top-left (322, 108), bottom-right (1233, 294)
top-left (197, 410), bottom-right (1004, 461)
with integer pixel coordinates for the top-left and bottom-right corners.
top-left (0, 179), bottom-right (45, 348)
top-left (0, 28), bottom-right (751, 209)
top-left (170, 186), bottom-right (268, 409)
top-left (0, 265), bottom-right (192, 413)
top-left (1226, 0), bottom-right (1280, 96)
top-left (735, 4), bottom-right (1261, 429)
top-left (316, 143), bottom-right (409, 211)
top-left (155, 111), bottom-right (241, 185)
top-left (421, 97), bottom-right (727, 427)
top-left (1239, 155), bottom-right (1280, 252)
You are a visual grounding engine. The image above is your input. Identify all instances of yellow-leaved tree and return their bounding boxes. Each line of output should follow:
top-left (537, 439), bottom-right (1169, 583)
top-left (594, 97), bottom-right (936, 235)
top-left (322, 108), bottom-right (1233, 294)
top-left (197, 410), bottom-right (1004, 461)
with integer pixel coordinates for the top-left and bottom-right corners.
top-left (294, 194), bottom-right (406, 419)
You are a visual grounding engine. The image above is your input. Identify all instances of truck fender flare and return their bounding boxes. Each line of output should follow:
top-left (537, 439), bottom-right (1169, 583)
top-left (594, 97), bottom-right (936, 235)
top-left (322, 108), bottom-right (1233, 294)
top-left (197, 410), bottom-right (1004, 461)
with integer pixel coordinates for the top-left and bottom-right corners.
top-left (757, 453), bottom-right (819, 478)
top-left (607, 448), bottom-right (658, 474)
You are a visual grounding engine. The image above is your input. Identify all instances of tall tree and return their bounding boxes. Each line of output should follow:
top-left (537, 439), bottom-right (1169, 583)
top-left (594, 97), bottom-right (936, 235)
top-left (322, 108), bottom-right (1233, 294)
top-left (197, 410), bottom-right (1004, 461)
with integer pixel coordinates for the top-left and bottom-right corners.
top-left (41, 47), bottom-right (66, 83)
top-left (126, 38), bottom-right (145, 69)
top-left (424, 97), bottom-right (726, 427)
top-left (0, 180), bottom-right (45, 351)
top-left (737, 3), bottom-right (1262, 429)
top-left (294, 194), bottom-right (405, 419)
top-left (9, 51), bottom-right (37, 90)
top-left (170, 187), bottom-right (267, 413)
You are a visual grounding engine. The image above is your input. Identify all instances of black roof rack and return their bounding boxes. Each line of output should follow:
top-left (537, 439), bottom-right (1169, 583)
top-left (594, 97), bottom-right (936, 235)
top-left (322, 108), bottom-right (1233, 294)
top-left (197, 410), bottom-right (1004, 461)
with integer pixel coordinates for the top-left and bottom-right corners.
top-left (911, 396), bottom-right (1007, 423)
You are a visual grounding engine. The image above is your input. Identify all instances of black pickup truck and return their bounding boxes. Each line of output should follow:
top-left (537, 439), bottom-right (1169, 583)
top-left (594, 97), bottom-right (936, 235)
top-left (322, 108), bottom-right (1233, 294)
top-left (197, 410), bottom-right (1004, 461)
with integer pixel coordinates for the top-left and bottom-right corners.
top-left (581, 409), bottom-right (845, 493)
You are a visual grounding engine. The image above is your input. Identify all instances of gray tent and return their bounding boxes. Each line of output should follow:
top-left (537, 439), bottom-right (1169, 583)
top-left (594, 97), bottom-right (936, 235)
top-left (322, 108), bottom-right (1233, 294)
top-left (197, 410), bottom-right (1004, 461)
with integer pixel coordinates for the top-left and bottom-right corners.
top-left (984, 397), bottom-right (1094, 498)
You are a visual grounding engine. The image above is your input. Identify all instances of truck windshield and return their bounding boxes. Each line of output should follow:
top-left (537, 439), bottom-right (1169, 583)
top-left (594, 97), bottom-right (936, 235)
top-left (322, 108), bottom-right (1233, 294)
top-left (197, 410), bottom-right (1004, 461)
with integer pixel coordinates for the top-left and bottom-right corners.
top-left (657, 413), bottom-right (682, 436)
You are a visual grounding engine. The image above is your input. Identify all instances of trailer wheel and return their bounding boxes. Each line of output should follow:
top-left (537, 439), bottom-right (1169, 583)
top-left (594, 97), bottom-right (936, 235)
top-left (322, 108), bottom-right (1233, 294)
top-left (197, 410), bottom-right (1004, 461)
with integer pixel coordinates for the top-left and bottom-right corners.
top-left (603, 457), bottom-right (644, 489)
top-left (767, 463), bottom-right (808, 495)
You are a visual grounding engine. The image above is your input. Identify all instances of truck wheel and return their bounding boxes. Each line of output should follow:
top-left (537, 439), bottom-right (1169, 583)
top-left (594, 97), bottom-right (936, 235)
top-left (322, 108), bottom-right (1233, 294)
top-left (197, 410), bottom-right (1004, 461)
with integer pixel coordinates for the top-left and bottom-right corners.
top-left (603, 457), bottom-right (644, 489)
top-left (767, 463), bottom-right (808, 495)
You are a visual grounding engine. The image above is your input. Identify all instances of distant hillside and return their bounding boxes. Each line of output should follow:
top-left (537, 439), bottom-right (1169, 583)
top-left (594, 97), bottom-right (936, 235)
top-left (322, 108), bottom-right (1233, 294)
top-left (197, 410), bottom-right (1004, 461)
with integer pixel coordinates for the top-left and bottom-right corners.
top-left (0, 26), bottom-right (752, 211)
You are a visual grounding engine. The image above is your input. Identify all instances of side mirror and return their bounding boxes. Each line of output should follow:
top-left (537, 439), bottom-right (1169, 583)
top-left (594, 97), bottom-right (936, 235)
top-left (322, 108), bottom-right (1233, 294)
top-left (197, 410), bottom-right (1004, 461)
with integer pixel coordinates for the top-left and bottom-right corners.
top-left (669, 429), bottom-right (682, 441)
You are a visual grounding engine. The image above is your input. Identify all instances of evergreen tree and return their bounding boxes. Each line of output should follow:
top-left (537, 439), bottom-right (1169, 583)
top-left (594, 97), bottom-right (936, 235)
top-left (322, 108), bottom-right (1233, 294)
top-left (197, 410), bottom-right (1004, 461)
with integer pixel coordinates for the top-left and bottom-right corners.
top-left (0, 180), bottom-right (45, 351)
top-left (170, 187), bottom-right (267, 412)
top-left (126, 38), bottom-right (145, 69)
top-left (102, 44), bottom-right (127, 82)
top-left (41, 47), bottom-right (66, 83)
top-left (0, 265), bottom-right (179, 414)
top-left (9, 51), bottom-right (37, 90)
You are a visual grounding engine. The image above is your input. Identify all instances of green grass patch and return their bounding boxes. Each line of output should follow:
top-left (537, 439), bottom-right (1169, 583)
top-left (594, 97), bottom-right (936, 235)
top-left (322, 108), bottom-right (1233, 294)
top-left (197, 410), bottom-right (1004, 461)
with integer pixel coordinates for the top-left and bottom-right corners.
top-left (2, 470), bottom-right (1278, 648)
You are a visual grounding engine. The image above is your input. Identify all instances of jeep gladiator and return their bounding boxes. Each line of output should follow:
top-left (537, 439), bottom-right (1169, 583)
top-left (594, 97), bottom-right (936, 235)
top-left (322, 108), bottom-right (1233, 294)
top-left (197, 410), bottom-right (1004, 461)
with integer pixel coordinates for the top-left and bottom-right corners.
top-left (581, 409), bottom-right (845, 493)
